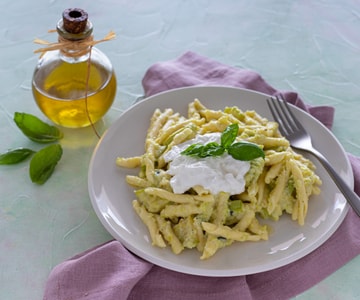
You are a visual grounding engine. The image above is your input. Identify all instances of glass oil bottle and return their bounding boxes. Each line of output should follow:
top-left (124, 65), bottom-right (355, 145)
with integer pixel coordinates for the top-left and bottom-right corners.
top-left (32, 8), bottom-right (116, 128)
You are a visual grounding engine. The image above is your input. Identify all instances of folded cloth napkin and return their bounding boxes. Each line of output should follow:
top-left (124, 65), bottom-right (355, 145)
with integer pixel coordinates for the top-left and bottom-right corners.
top-left (44, 51), bottom-right (360, 300)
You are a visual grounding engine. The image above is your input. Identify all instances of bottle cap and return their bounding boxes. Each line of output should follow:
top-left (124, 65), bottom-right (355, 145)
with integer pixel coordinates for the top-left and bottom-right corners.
top-left (57, 8), bottom-right (93, 40)
top-left (62, 8), bottom-right (88, 34)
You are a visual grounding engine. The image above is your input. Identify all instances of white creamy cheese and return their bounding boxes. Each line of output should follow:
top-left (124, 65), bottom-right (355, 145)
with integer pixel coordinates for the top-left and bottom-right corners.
top-left (163, 133), bottom-right (250, 195)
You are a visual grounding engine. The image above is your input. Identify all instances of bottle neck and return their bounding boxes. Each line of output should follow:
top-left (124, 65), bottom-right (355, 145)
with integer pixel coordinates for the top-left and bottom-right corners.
top-left (58, 34), bottom-right (93, 63)
top-left (59, 51), bottom-right (90, 63)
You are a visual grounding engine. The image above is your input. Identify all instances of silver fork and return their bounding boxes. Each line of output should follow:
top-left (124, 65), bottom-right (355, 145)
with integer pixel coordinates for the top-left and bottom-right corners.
top-left (267, 96), bottom-right (360, 217)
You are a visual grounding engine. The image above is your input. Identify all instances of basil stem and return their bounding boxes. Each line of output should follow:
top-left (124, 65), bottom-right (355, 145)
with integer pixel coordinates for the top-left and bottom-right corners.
top-left (14, 112), bottom-right (63, 143)
top-left (0, 148), bottom-right (35, 165)
top-left (29, 144), bottom-right (63, 184)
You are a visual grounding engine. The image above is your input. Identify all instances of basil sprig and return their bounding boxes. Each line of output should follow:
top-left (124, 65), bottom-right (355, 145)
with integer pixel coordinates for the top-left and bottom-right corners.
top-left (181, 123), bottom-right (264, 161)
top-left (0, 112), bottom-right (64, 184)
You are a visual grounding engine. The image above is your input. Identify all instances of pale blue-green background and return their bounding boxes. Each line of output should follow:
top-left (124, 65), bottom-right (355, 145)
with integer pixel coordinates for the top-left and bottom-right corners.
top-left (1, 1), bottom-right (360, 299)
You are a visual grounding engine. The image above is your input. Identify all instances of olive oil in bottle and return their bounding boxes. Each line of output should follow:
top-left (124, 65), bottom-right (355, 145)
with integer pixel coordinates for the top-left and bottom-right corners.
top-left (32, 8), bottom-right (116, 128)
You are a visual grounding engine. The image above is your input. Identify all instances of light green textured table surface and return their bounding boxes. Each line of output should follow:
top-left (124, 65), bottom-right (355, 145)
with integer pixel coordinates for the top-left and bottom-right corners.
top-left (1, 1), bottom-right (360, 299)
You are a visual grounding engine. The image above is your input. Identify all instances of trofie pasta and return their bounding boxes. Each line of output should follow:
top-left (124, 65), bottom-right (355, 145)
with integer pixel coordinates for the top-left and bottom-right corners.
top-left (116, 99), bottom-right (322, 259)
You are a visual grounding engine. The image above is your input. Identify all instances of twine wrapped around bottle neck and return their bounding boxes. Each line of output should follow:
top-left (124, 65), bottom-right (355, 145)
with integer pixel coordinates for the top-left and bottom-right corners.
top-left (33, 30), bottom-right (116, 58)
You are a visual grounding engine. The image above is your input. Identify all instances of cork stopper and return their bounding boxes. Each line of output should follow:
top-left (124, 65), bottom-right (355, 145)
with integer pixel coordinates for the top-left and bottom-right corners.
top-left (62, 8), bottom-right (88, 34)
top-left (57, 8), bottom-right (93, 41)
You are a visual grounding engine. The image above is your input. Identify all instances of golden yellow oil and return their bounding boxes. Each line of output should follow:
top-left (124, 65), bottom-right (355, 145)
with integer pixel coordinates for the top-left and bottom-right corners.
top-left (32, 60), bottom-right (116, 128)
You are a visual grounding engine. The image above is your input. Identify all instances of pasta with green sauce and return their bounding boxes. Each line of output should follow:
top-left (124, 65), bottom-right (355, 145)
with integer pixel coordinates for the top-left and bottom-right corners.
top-left (116, 99), bottom-right (322, 259)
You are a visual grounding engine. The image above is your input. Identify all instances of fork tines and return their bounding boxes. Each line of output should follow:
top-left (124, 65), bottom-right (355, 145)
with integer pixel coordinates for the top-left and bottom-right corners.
top-left (266, 96), bottom-right (304, 136)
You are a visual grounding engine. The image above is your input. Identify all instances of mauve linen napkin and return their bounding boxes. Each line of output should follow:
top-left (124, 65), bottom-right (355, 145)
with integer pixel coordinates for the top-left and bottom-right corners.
top-left (44, 51), bottom-right (360, 300)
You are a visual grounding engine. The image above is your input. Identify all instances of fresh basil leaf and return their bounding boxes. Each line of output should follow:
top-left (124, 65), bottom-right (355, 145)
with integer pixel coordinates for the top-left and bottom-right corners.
top-left (227, 142), bottom-right (265, 161)
top-left (199, 142), bottom-right (224, 157)
top-left (181, 143), bottom-right (204, 156)
top-left (0, 148), bottom-right (35, 165)
top-left (29, 144), bottom-right (63, 184)
top-left (14, 112), bottom-right (63, 143)
top-left (221, 123), bottom-right (239, 149)
top-left (181, 142), bottom-right (224, 158)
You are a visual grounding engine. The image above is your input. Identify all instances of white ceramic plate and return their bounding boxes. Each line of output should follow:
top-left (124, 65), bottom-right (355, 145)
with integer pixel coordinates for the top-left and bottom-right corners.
top-left (88, 86), bottom-right (352, 276)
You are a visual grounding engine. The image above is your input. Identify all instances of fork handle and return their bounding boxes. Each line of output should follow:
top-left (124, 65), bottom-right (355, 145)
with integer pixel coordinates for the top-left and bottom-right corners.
top-left (307, 147), bottom-right (360, 216)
